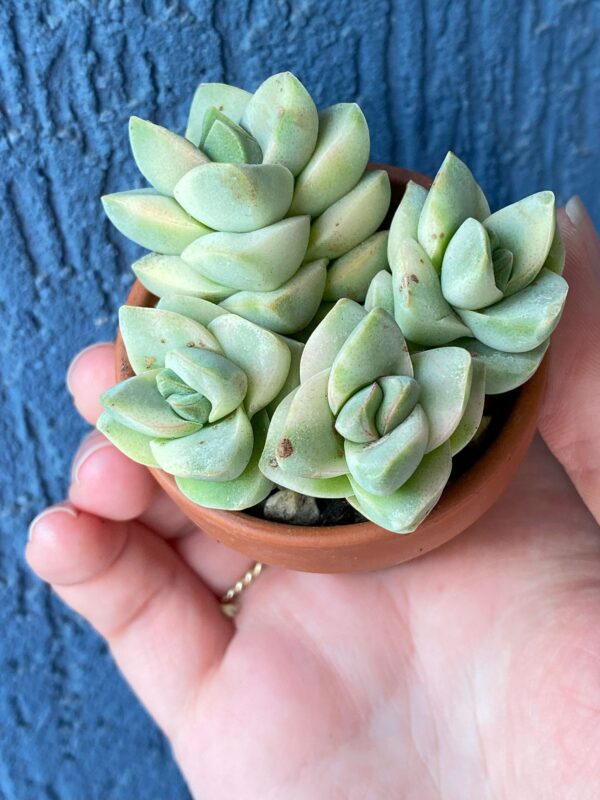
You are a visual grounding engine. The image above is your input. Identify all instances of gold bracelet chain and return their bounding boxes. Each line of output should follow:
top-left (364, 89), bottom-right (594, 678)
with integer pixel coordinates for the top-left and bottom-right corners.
top-left (220, 562), bottom-right (263, 617)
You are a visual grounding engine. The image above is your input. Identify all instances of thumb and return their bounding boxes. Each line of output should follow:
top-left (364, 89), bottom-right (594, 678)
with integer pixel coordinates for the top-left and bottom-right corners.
top-left (538, 197), bottom-right (600, 523)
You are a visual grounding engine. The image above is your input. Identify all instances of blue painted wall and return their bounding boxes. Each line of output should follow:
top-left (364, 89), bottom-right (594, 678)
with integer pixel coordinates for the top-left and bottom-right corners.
top-left (0, 1), bottom-right (597, 797)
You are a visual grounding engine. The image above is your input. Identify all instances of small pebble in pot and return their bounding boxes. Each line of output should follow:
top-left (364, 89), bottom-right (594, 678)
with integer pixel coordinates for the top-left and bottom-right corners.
top-left (264, 489), bottom-right (320, 526)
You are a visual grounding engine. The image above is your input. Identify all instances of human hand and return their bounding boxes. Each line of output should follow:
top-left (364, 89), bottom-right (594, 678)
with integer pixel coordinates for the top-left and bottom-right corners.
top-left (26, 199), bottom-right (600, 800)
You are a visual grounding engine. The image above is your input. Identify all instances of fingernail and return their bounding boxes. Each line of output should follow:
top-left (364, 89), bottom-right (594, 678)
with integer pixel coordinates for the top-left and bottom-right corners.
top-left (565, 195), bottom-right (589, 229)
top-left (66, 343), bottom-right (112, 396)
top-left (28, 504), bottom-right (78, 542)
top-left (71, 430), bottom-right (112, 486)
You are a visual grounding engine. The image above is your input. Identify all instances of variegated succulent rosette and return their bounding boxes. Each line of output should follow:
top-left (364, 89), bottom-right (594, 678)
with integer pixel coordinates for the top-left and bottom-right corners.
top-left (97, 72), bottom-right (568, 534)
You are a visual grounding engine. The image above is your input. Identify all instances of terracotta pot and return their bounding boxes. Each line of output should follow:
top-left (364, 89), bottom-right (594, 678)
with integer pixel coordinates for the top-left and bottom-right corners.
top-left (114, 164), bottom-right (547, 573)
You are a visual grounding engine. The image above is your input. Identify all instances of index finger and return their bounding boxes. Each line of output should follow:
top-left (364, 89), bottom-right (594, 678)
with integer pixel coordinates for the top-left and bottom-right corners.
top-left (66, 342), bottom-right (116, 424)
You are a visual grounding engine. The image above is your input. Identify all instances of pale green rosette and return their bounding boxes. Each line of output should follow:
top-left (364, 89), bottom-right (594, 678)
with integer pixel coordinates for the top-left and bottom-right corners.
top-left (102, 73), bottom-right (394, 337)
top-left (259, 302), bottom-right (483, 532)
top-left (98, 306), bottom-right (298, 510)
top-left (384, 151), bottom-right (568, 392)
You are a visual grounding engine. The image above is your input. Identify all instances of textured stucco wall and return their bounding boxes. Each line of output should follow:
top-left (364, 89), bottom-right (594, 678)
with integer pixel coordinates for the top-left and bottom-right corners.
top-left (0, 1), bottom-right (598, 797)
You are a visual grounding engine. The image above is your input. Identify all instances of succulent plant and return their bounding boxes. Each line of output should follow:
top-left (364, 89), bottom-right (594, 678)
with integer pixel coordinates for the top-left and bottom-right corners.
top-left (259, 300), bottom-right (484, 532)
top-left (101, 72), bottom-right (392, 337)
top-left (97, 75), bottom-right (568, 536)
top-left (97, 300), bottom-right (301, 510)
top-left (384, 152), bottom-right (568, 393)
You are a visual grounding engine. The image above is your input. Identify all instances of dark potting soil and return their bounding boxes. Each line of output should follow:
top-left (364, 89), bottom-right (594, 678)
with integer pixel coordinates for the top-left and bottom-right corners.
top-left (245, 388), bottom-right (518, 527)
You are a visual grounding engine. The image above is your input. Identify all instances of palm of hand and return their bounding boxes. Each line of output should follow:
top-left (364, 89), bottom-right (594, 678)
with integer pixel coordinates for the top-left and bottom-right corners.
top-left (27, 206), bottom-right (600, 799)
top-left (173, 438), bottom-right (599, 799)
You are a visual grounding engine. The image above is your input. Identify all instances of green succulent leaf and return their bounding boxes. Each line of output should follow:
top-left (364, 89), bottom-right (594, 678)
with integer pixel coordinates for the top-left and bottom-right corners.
top-left (259, 389), bottom-right (353, 498)
top-left (335, 382), bottom-right (382, 443)
top-left (128, 117), bottom-right (209, 196)
top-left (165, 391), bottom-right (212, 423)
top-left (411, 347), bottom-right (473, 452)
top-left (100, 370), bottom-right (202, 438)
top-left (181, 216), bottom-right (310, 291)
top-left (388, 180), bottom-right (428, 264)
top-left (156, 368), bottom-right (195, 398)
top-left (203, 120), bottom-right (261, 165)
top-left (348, 442), bottom-right (452, 533)
top-left (364, 270), bottom-right (394, 316)
top-left (345, 404), bottom-right (429, 496)
top-left (299, 298), bottom-right (366, 383)
top-left (157, 369), bottom-right (211, 421)
top-left (289, 103), bottom-right (370, 217)
top-left (440, 217), bottom-right (504, 310)
top-left (323, 231), bottom-right (389, 303)
top-left (132, 253), bottom-right (235, 301)
top-left (176, 410), bottom-right (272, 510)
top-left (328, 308), bottom-right (413, 414)
top-left (456, 268), bottom-right (568, 353)
top-left (375, 375), bottom-right (421, 436)
top-left (185, 82), bottom-right (252, 146)
top-left (150, 406), bottom-right (253, 480)
top-left (293, 301), bottom-right (336, 343)
top-left (448, 359), bottom-right (486, 455)
top-left (156, 294), bottom-right (228, 326)
top-left (219, 259), bottom-right (327, 335)
top-left (492, 249), bottom-right (514, 293)
top-left (392, 239), bottom-right (472, 346)
top-left (452, 337), bottom-right (549, 394)
top-left (417, 152), bottom-right (490, 270)
top-left (174, 163), bottom-right (294, 233)
top-left (208, 313), bottom-right (291, 417)
top-left (277, 369), bottom-right (347, 478)
top-left (102, 190), bottom-right (211, 255)
top-left (97, 410), bottom-right (163, 468)
top-left (201, 108), bottom-right (262, 164)
top-left (119, 306), bottom-right (222, 374)
top-left (165, 347), bottom-right (247, 423)
top-left (542, 216), bottom-right (565, 275)
top-left (266, 335), bottom-right (304, 417)
top-left (241, 72), bottom-right (319, 176)
top-left (198, 108), bottom-right (237, 147)
top-left (484, 192), bottom-right (556, 295)
top-left (305, 170), bottom-right (391, 261)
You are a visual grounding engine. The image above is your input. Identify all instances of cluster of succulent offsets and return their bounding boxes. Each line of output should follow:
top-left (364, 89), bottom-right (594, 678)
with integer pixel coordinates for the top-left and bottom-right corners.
top-left (98, 72), bottom-right (568, 534)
